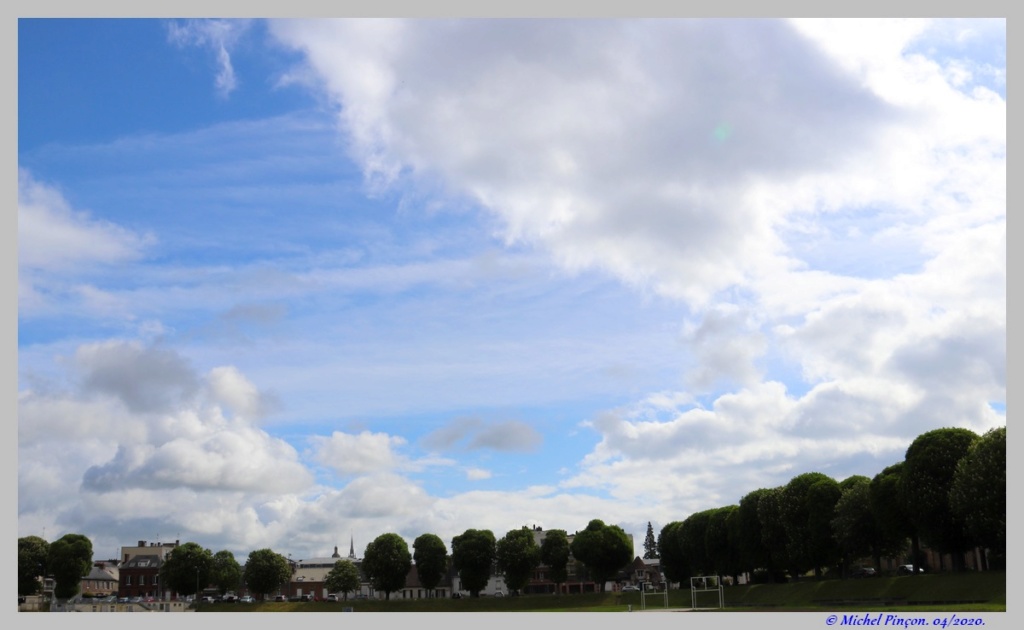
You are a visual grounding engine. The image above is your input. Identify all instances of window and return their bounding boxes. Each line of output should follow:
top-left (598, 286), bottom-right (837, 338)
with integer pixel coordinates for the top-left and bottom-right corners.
top-left (126, 576), bottom-right (132, 586)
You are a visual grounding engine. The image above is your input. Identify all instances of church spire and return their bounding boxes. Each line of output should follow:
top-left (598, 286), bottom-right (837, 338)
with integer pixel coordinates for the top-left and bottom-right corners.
top-left (348, 535), bottom-right (356, 559)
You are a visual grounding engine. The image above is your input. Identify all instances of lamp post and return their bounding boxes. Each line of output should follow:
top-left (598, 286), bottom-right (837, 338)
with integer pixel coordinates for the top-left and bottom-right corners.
top-left (196, 567), bottom-right (200, 612)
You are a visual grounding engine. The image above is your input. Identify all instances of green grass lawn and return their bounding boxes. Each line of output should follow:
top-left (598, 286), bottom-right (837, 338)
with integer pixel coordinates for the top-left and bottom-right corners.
top-left (200, 571), bottom-right (1005, 613)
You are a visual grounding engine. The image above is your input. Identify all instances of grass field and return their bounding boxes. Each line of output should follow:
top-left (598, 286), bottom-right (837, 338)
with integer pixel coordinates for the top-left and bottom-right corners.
top-left (197, 571), bottom-right (1005, 612)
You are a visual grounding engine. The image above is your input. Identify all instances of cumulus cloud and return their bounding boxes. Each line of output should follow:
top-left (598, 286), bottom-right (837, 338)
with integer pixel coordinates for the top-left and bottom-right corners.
top-left (269, 19), bottom-right (899, 305)
top-left (310, 431), bottom-right (409, 475)
top-left (18, 340), bottom-right (313, 551)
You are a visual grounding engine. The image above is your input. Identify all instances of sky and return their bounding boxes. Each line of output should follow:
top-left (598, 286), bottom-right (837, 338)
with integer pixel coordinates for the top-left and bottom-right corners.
top-left (17, 17), bottom-right (1005, 566)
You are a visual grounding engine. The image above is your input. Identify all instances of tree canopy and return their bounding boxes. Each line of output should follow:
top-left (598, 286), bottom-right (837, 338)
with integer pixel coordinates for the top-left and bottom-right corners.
top-left (325, 559), bottom-right (362, 600)
top-left (496, 527), bottom-right (541, 594)
top-left (413, 533), bottom-right (448, 596)
top-left (569, 519), bottom-right (633, 592)
top-left (539, 529), bottom-right (570, 592)
top-left (901, 427), bottom-right (978, 568)
top-left (451, 529), bottom-right (495, 597)
top-left (243, 548), bottom-right (291, 599)
top-left (160, 542), bottom-right (213, 598)
top-left (950, 426), bottom-right (1005, 562)
top-left (780, 472), bottom-right (841, 578)
top-left (19, 536), bottom-right (49, 596)
top-left (211, 550), bottom-right (242, 596)
top-left (362, 533), bottom-right (412, 600)
top-left (47, 533), bottom-right (93, 600)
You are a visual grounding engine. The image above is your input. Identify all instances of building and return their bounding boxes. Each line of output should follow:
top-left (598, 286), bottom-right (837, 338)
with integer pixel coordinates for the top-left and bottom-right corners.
top-left (117, 539), bottom-right (179, 600)
top-left (81, 560), bottom-right (119, 597)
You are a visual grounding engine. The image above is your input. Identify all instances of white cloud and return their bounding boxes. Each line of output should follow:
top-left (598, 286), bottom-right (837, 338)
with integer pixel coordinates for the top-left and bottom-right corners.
top-left (18, 169), bottom-right (151, 273)
top-left (310, 431), bottom-right (410, 476)
top-left (166, 19), bottom-right (252, 98)
top-left (465, 467), bottom-right (492, 481)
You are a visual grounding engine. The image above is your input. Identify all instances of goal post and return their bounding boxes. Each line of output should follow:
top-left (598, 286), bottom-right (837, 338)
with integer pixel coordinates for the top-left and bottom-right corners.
top-left (639, 581), bottom-right (668, 610)
top-left (689, 575), bottom-right (724, 610)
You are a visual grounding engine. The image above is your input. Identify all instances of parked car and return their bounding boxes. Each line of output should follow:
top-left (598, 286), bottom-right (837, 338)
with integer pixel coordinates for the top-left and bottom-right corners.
top-left (326, 594), bottom-right (339, 602)
top-left (274, 595), bottom-right (287, 602)
top-left (451, 592), bottom-right (462, 599)
top-left (897, 564), bottom-right (926, 575)
top-left (851, 566), bottom-right (877, 578)
top-left (239, 595), bottom-right (254, 604)
top-left (621, 585), bottom-right (640, 592)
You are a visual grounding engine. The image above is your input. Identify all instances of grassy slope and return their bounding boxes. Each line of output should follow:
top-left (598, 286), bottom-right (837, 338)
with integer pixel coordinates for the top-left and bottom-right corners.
top-left (201, 571), bottom-right (1005, 612)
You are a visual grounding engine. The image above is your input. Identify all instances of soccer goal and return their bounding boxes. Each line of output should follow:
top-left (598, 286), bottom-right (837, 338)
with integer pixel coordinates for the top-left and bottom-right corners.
top-left (689, 575), bottom-right (724, 610)
top-left (640, 581), bottom-right (669, 610)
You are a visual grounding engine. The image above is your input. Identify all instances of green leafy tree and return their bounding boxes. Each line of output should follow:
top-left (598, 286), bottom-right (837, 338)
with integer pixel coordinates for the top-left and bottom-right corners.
top-left (832, 478), bottom-right (885, 575)
top-left (950, 426), bottom-right (1005, 566)
top-left (757, 486), bottom-right (795, 579)
top-left (869, 463), bottom-right (916, 570)
top-left (657, 521), bottom-right (688, 585)
top-left (47, 533), bottom-right (93, 600)
top-left (643, 522), bottom-right (659, 559)
top-left (160, 542), bottom-right (213, 598)
top-left (539, 529), bottom-right (570, 594)
top-left (451, 529), bottom-right (495, 597)
top-left (678, 510), bottom-right (713, 575)
top-left (413, 533), bottom-right (448, 597)
top-left (362, 533), bottom-right (412, 600)
top-left (243, 548), bottom-right (291, 600)
top-left (705, 505), bottom-right (740, 580)
top-left (325, 559), bottom-right (362, 600)
top-left (569, 519), bottom-right (632, 592)
top-left (496, 527), bottom-right (541, 594)
top-left (901, 427), bottom-right (979, 571)
top-left (733, 489), bottom-right (776, 581)
top-left (780, 472), bottom-right (841, 579)
top-left (19, 536), bottom-right (49, 596)
top-left (211, 550), bottom-right (242, 596)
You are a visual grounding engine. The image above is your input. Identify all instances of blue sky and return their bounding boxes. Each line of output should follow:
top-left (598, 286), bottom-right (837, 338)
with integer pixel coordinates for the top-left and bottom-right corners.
top-left (18, 18), bottom-right (1005, 565)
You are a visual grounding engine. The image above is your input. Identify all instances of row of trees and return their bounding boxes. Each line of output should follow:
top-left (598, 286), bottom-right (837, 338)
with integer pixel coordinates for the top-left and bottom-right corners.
top-left (657, 427), bottom-right (1005, 584)
top-left (18, 533), bottom-right (94, 599)
top-left (323, 519), bottom-right (633, 600)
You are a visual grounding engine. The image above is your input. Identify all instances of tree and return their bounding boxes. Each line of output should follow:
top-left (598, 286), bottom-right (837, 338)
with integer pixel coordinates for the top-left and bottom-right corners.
top-left (362, 533), bottom-right (412, 600)
top-left (243, 549), bottom-right (291, 600)
top-left (657, 521), bottom-right (688, 585)
top-left (569, 519), bottom-right (632, 592)
top-left (643, 522), bottom-right (659, 559)
top-left (324, 559), bottom-right (362, 600)
top-left (901, 427), bottom-right (979, 571)
top-left (451, 529), bottom-right (495, 597)
top-left (705, 506), bottom-right (740, 580)
top-left (869, 463), bottom-right (916, 570)
top-left (734, 489), bottom-right (776, 581)
top-left (47, 533), bottom-right (93, 600)
top-left (780, 472), bottom-right (841, 579)
top-left (19, 536), bottom-right (49, 596)
top-left (758, 486), bottom-right (797, 580)
top-left (832, 478), bottom-right (884, 575)
top-left (413, 533), bottom-right (448, 597)
top-left (160, 542), bottom-right (213, 598)
top-left (496, 527), bottom-right (541, 594)
top-left (678, 510), bottom-right (713, 575)
top-left (950, 426), bottom-right (1005, 566)
top-left (539, 529), bottom-right (570, 594)
top-left (211, 550), bottom-right (242, 596)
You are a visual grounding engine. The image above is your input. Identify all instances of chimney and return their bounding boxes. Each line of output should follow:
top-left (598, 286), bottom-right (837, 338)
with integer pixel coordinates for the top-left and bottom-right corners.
top-left (138, 540), bottom-right (146, 547)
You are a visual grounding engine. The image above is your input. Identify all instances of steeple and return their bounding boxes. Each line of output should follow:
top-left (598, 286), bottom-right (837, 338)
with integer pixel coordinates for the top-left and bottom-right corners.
top-left (348, 535), bottom-right (356, 559)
